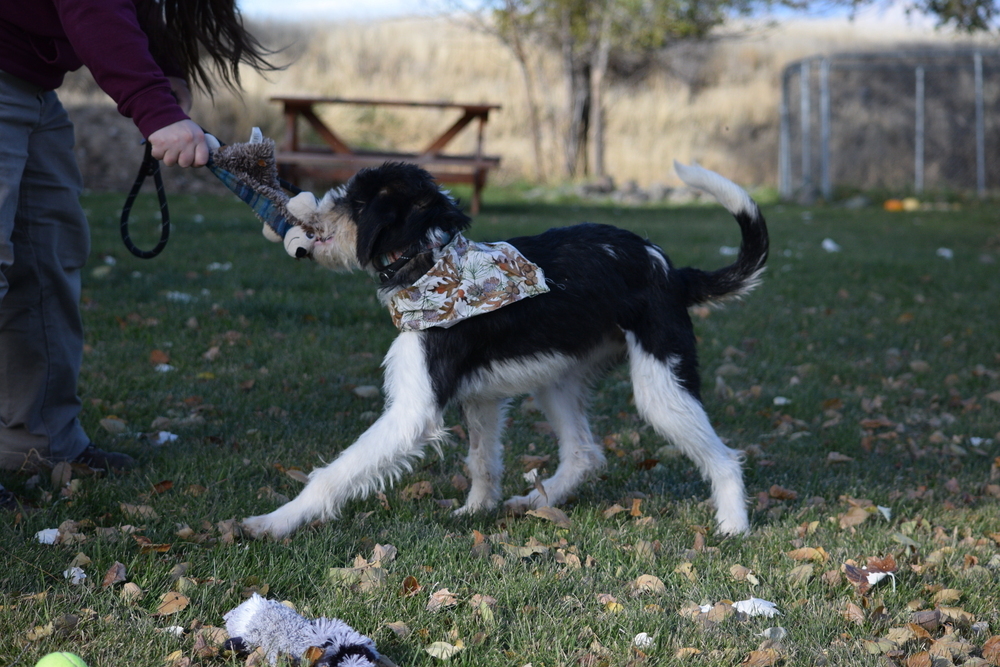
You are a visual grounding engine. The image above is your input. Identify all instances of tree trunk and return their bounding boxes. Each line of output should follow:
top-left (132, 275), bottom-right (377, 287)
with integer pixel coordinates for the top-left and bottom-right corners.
top-left (590, 10), bottom-right (612, 178)
top-left (560, 7), bottom-right (590, 177)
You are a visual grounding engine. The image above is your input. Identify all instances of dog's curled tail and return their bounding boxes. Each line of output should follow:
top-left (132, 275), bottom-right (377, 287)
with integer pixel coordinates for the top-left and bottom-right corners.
top-left (673, 161), bottom-right (769, 307)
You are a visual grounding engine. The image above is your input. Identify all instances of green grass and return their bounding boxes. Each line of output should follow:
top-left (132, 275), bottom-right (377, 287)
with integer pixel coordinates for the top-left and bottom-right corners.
top-left (2, 186), bottom-right (999, 667)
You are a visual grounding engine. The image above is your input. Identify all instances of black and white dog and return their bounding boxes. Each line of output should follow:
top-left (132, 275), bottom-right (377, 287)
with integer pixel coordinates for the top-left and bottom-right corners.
top-left (242, 161), bottom-right (768, 539)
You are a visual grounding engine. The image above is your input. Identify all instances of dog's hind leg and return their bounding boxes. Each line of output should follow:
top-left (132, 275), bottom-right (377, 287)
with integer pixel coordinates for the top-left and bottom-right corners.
top-left (242, 333), bottom-right (444, 539)
top-left (453, 398), bottom-right (507, 516)
top-left (505, 376), bottom-right (606, 513)
top-left (624, 331), bottom-right (749, 535)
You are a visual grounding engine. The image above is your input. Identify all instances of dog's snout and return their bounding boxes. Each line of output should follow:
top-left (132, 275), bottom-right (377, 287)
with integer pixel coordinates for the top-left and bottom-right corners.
top-left (295, 247), bottom-right (309, 259)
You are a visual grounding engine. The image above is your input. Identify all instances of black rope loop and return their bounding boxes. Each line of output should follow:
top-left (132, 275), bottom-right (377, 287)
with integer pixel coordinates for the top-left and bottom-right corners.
top-left (120, 141), bottom-right (170, 259)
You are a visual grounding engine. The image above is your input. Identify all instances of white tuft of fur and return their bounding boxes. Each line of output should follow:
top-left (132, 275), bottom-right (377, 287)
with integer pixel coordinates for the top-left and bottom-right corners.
top-left (242, 333), bottom-right (444, 539)
top-left (674, 161), bottom-right (756, 218)
top-left (624, 331), bottom-right (749, 535)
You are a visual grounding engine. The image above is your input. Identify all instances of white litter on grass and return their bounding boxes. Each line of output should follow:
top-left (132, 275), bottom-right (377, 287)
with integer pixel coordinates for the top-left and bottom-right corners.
top-left (193, 214), bottom-right (205, 223)
top-left (63, 567), bottom-right (87, 585)
top-left (877, 506), bottom-right (892, 521)
top-left (633, 633), bottom-right (654, 648)
top-left (207, 262), bottom-right (232, 272)
top-left (153, 431), bottom-right (179, 446)
top-left (36, 528), bottom-right (60, 545)
top-left (165, 291), bottom-right (195, 303)
top-left (733, 597), bottom-right (782, 618)
top-left (103, 256), bottom-right (117, 266)
top-left (163, 626), bottom-right (186, 637)
top-left (155, 364), bottom-right (175, 373)
top-left (719, 246), bottom-right (739, 256)
top-left (773, 396), bottom-right (792, 406)
top-left (970, 437), bottom-right (986, 447)
top-left (758, 627), bottom-right (787, 641)
top-left (523, 468), bottom-right (540, 484)
top-left (821, 238), bottom-right (841, 253)
top-left (936, 247), bottom-right (954, 260)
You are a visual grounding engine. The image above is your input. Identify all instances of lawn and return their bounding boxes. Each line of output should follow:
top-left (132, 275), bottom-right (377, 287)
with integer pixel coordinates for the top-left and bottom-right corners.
top-left (1, 184), bottom-right (999, 667)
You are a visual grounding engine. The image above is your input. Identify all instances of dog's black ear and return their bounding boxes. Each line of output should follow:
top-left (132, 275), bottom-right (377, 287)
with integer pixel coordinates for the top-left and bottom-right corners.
top-left (347, 162), bottom-right (470, 267)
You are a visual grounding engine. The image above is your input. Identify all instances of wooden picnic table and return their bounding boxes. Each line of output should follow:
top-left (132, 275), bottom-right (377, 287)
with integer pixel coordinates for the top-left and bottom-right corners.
top-left (271, 96), bottom-right (502, 214)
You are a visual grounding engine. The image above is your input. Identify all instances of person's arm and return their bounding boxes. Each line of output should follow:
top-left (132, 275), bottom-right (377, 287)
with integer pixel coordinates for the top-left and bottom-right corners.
top-left (54, 0), bottom-right (209, 166)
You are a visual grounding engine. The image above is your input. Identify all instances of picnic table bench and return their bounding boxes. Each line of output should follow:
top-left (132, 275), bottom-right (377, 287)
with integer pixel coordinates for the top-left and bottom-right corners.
top-left (271, 96), bottom-right (502, 214)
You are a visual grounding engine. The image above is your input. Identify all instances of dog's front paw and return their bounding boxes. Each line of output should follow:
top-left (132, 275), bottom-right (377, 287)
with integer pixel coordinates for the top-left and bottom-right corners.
top-left (241, 511), bottom-right (298, 540)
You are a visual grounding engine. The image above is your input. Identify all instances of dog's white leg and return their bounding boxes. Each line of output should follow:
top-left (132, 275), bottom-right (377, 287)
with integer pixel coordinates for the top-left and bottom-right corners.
top-left (505, 377), bottom-right (606, 512)
top-left (624, 332), bottom-right (749, 535)
top-left (242, 333), bottom-right (443, 539)
top-left (453, 398), bottom-right (507, 515)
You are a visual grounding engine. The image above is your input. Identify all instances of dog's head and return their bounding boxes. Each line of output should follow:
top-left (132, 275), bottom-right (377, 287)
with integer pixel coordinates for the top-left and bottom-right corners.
top-left (298, 163), bottom-right (471, 285)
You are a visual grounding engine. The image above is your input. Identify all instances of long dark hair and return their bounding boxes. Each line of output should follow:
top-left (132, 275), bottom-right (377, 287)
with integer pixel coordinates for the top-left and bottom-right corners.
top-left (136, 0), bottom-right (282, 94)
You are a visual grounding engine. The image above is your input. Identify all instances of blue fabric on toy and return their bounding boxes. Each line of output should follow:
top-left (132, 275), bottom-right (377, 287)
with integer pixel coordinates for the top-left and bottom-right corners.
top-left (205, 129), bottom-right (303, 241)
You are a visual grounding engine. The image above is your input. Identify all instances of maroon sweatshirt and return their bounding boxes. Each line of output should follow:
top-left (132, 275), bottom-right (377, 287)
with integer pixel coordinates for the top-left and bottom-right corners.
top-left (0, 0), bottom-right (188, 138)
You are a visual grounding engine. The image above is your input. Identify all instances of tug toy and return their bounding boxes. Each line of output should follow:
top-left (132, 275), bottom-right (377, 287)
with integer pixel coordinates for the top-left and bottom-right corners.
top-left (206, 128), bottom-right (319, 259)
top-left (122, 128), bottom-right (318, 259)
top-left (223, 593), bottom-right (379, 667)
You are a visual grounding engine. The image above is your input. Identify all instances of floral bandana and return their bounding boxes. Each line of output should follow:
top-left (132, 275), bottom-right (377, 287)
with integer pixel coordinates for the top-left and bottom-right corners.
top-left (388, 233), bottom-right (550, 331)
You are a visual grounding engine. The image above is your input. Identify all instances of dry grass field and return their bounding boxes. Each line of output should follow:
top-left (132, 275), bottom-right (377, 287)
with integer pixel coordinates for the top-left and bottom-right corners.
top-left (62, 11), bottom-right (989, 191)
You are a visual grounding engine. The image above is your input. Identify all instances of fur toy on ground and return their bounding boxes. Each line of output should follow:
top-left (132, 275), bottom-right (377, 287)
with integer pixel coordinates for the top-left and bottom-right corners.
top-left (223, 594), bottom-right (379, 667)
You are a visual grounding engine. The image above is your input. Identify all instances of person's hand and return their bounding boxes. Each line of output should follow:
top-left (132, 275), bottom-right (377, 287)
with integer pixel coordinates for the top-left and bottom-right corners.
top-left (167, 77), bottom-right (193, 113)
top-left (149, 119), bottom-right (209, 168)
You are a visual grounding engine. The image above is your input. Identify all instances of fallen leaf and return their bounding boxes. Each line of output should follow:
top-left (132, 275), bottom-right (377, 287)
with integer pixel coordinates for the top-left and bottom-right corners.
top-left (981, 636), bottom-right (1000, 663)
top-left (602, 504), bottom-right (626, 518)
top-left (100, 417), bottom-right (127, 434)
top-left (285, 468), bottom-right (309, 484)
top-left (826, 451), bottom-right (854, 464)
top-left (741, 648), bottom-right (782, 666)
top-left (631, 574), bottom-right (666, 596)
top-left (150, 349), bottom-right (170, 365)
top-left (425, 641), bottom-right (463, 660)
top-left (121, 582), bottom-right (143, 604)
top-left (526, 506), bottom-right (572, 528)
top-left (675, 648), bottom-right (702, 660)
top-left (931, 588), bottom-right (963, 605)
top-left (401, 480), bottom-right (433, 501)
top-left (787, 547), bottom-right (829, 562)
top-left (426, 588), bottom-right (459, 612)
top-left (839, 505), bottom-right (870, 530)
top-left (154, 591), bottom-right (190, 616)
top-left (401, 575), bottom-right (422, 597)
top-left (386, 621), bottom-right (411, 638)
top-left (102, 561), bottom-right (127, 588)
top-left (843, 602), bottom-right (866, 625)
top-left (769, 485), bottom-right (798, 500)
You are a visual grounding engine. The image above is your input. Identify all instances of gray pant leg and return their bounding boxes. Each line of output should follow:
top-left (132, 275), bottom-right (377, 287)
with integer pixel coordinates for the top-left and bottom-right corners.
top-left (0, 71), bottom-right (90, 471)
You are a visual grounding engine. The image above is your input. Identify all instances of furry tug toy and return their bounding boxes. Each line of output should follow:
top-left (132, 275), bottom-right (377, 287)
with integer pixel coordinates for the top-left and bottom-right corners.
top-left (206, 128), bottom-right (320, 259)
top-left (224, 594), bottom-right (379, 667)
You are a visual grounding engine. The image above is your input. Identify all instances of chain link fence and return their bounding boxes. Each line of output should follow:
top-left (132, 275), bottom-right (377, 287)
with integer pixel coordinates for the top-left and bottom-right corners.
top-left (779, 48), bottom-right (1000, 201)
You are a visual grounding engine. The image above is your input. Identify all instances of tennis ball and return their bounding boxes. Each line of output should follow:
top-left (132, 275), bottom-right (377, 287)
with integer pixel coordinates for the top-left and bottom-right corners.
top-left (35, 653), bottom-right (88, 667)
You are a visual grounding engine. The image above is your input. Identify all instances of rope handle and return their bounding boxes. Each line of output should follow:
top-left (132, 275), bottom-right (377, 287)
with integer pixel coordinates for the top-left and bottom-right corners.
top-left (120, 141), bottom-right (170, 259)
top-left (120, 132), bottom-right (303, 259)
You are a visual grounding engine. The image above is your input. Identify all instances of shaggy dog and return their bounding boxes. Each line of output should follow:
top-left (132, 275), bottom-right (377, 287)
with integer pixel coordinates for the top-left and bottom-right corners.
top-left (242, 161), bottom-right (768, 540)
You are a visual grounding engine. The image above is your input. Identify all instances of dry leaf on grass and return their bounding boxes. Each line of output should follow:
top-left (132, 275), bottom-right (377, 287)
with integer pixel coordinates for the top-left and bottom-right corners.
top-left (787, 547), bottom-right (829, 562)
top-left (385, 621), bottom-right (411, 638)
top-left (426, 588), bottom-right (459, 612)
top-left (401, 480), bottom-right (433, 501)
top-left (285, 468), bottom-right (309, 484)
top-left (425, 641), bottom-right (463, 660)
top-left (526, 506), bottom-right (571, 528)
top-left (630, 574), bottom-right (666, 596)
top-left (787, 564), bottom-right (814, 586)
top-left (742, 648), bottom-right (783, 666)
top-left (101, 561), bottom-right (127, 588)
top-left (154, 591), bottom-right (190, 616)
